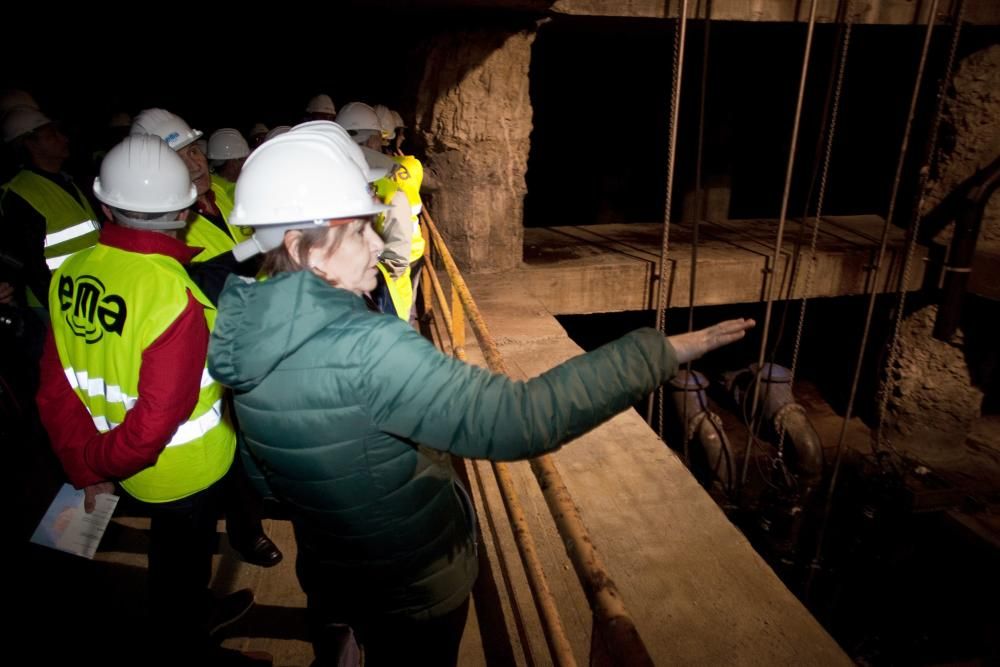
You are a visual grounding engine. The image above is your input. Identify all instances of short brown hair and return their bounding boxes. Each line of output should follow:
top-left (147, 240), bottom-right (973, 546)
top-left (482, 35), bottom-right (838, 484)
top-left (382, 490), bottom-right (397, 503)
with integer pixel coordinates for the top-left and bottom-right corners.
top-left (260, 224), bottom-right (352, 278)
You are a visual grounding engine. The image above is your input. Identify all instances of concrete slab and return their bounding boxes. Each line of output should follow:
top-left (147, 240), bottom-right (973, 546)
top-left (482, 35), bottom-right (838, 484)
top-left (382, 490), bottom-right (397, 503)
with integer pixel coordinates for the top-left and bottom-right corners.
top-left (520, 216), bottom-right (924, 315)
top-left (464, 271), bottom-right (852, 665)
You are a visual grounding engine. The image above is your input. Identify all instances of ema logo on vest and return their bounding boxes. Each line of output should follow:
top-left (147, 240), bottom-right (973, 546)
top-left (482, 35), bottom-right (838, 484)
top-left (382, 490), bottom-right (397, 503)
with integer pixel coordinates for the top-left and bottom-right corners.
top-left (57, 275), bottom-right (127, 343)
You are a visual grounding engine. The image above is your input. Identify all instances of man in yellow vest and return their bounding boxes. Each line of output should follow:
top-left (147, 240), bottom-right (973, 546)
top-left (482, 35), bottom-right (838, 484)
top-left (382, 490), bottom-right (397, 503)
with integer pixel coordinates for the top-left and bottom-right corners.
top-left (131, 109), bottom-right (254, 266)
top-left (131, 108), bottom-right (282, 568)
top-left (35, 134), bottom-right (270, 665)
top-left (1, 106), bottom-right (100, 314)
top-left (337, 102), bottom-right (426, 320)
top-left (207, 128), bottom-right (250, 204)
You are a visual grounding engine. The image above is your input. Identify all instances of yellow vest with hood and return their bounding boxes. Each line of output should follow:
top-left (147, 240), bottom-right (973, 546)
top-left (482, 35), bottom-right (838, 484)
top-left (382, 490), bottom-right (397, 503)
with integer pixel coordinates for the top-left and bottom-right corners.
top-left (372, 156), bottom-right (426, 319)
top-left (49, 241), bottom-right (235, 503)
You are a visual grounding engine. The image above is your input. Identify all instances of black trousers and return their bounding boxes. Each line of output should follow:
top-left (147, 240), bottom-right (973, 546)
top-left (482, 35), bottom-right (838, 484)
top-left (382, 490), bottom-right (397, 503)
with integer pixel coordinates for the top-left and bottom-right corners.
top-left (140, 479), bottom-right (224, 650)
top-left (222, 450), bottom-right (267, 550)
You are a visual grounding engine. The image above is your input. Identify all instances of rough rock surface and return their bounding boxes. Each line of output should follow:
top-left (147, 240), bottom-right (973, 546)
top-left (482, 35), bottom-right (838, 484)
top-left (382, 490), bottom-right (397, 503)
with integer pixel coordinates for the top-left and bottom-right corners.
top-left (883, 305), bottom-right (983, 452)
top-left (925, 45), bottom-right (1000, 242)
top-left (413, 27), bottom-right (536, 272)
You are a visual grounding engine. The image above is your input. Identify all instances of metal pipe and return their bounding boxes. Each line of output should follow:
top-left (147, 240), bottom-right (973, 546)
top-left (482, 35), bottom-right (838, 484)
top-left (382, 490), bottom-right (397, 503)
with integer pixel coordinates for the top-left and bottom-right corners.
top-left (422, 209), bottom-right (655, 666)
top-left (728, 364), bottom-right (824, 494)
top-left (423, 241), bottom-right (576, 666)
top-left (669, 370), bottom-right (735, 492)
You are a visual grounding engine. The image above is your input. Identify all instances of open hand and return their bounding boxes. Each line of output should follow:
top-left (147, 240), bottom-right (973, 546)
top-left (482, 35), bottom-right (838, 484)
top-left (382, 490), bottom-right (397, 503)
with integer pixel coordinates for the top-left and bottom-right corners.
top-left (668, 318), bottom-right (756, 364)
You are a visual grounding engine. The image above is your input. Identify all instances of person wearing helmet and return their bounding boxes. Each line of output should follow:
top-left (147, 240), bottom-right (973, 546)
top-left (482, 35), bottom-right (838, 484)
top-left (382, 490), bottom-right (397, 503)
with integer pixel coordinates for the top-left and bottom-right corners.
top-left (264, 125), bottom-right (292, 141)
top-left (304, 93), bottom-right (337, 122)
top-left (337, 102), bottom-right (423, 321)
top-left (373, 105), bottom-right (427, 322)
top-left (387, 109), bottom-right (406, 155)
top-left (248, 122), bottom-right (269, 149)
top-left (207, 128), bottom-right (250, 203)
top-left (34, 134), bottom-right (270, 666)
top-left (208, 131), bottom-right (755, 666)
top-left (372, 104), bottom-right (396, 145)
top-left (1, 106), bottom-right (99, 319)
top-left (131, 109), bottom-right (282, 570)
top-left (131, 109), bottom-right (252, 266)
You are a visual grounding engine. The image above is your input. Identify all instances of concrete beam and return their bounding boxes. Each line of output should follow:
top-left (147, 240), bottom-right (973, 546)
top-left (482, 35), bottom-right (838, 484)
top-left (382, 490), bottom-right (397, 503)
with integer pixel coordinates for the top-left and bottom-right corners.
top-left (517, 215), bottom-right (925, 315)
top-left (551, 0), bottom-right (1000, 25)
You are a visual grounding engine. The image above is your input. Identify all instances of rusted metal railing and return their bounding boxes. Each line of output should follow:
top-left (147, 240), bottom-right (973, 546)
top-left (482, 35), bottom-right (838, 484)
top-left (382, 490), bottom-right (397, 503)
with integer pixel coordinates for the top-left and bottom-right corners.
top-left (418, 208), bottom-right (654, 666)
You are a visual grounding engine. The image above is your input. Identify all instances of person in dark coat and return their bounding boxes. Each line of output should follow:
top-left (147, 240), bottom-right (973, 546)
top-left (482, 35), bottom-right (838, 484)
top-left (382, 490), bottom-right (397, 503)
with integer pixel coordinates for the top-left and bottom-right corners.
top-left (208, 131), bottom-right (754, 666)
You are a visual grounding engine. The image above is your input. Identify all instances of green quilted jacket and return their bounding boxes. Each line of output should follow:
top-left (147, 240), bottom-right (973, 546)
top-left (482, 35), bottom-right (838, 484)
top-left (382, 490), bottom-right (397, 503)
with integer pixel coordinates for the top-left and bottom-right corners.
top-left (208, 271), bottom-right (679, 620)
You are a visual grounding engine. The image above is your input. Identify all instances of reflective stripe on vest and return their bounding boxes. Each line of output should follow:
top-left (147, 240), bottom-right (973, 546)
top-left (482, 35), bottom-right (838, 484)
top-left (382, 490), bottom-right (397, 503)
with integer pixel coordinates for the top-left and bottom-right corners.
top-left (45, 220), bottom-right (101, 269)
top-left (49, 242), bottom-right (234, 503)
top-left (2, 170), bottom-right (100, 306)
top-left (89, 398), bottom-right (224, 448)
top-left (45, 219), bottom-right (101, 248)
top-left (64, 366), bottom-right (216, 420)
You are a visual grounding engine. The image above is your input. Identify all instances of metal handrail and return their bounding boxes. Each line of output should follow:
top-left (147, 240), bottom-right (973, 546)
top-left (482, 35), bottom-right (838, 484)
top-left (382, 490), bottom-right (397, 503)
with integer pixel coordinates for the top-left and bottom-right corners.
top-left (419, 208), bottom-right (655, 666)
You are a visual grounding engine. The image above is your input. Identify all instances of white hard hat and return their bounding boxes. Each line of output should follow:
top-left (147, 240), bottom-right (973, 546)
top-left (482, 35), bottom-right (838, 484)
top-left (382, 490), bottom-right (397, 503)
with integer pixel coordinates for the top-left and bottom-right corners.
top-left (2, 106), bottom-right (53, 143)
top-left (93, 134), bottom-right (197, 230)
top-left (229, 133), bottom-right (389, 260)
top-left (389, 110), bottom-right (405, 129)
top-left (335, 102), bottom-right (381, 144)
top-left (265, 125), bottom-right (291, 141)
top-left (291, 120), bottom-right (388, 182)
top-left (305, 94), bottom-right (336, 116)
top-left (207, 128), bottom-right (250, 160)
top-left (1, 89), bottom-right (40, 116)
top-left (131, 108), bottom-right (203, 152)
top-left (372, 104), bottom-right (396, 140)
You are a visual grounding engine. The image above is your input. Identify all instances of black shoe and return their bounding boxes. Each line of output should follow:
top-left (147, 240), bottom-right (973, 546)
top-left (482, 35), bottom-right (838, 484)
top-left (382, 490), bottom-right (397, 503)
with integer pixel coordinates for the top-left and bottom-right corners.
top-left (235, 535), bottom-right (283, 568)
top-left (206, 588), bottom-right (255, 637)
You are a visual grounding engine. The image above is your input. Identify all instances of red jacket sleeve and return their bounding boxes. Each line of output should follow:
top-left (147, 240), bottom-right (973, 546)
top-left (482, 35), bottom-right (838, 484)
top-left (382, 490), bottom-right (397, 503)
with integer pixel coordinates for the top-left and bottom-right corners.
top-left (36, 291), bottom-right (209, 488)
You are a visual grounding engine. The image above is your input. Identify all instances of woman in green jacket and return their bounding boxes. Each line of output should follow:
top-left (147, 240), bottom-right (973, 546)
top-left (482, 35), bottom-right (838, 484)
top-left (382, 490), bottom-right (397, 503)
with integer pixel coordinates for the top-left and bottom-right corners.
top-left (208, 130), bottom-right (754, 667)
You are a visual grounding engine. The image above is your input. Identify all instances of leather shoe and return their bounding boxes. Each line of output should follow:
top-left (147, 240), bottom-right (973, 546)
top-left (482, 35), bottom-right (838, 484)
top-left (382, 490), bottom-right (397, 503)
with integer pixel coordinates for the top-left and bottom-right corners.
top-left (235, 535), bottom-right (283, 568)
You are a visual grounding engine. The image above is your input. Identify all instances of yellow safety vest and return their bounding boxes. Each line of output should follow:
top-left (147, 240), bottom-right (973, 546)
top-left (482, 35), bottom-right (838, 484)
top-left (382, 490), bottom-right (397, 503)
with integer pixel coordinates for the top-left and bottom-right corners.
top-left (2, 170), bottom-right (100, 307)
top-left (210, 172), bottom-right (237, 206)
top-left (49, 241), bottom-right (235, 503)
top-left (391, 155), bottom-right (426, 263)
top-left (372, 156), bottom-right (426, 319)
top-left (181, 182), bottom-right (253, 262)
